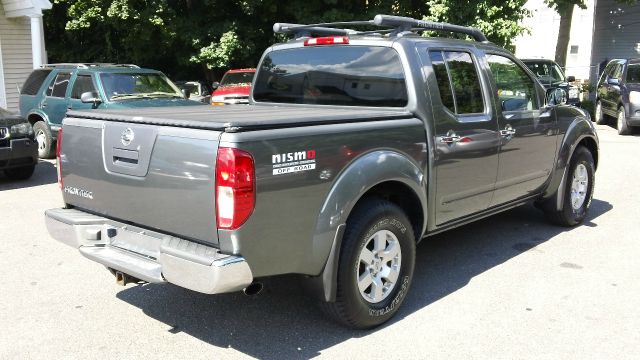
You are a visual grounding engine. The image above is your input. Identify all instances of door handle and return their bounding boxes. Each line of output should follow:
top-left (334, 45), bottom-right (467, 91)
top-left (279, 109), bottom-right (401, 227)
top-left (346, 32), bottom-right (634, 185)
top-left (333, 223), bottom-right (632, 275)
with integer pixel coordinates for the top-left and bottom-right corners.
top-left (500, 125), bottom-right (516, 137)
top-left (440, 135), bottom-right (461, 144)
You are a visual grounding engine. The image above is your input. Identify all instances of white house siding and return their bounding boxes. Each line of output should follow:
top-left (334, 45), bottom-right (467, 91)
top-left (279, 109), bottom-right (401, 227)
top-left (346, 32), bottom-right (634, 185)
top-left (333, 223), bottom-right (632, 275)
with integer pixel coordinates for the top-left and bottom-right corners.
top-left (590, 0), bottom-right (640, 83)
top-left (514, 0), bottom-right (595, 81)
top-left (3, 0), bottom-right (36, 15)
top-left (0, 2), bottom-right (33, 111)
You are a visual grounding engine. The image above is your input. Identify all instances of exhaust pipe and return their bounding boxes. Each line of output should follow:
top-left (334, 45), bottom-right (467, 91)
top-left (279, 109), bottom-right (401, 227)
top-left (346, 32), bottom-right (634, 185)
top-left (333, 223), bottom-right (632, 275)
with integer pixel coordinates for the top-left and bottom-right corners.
top-left (243, 282), bottom-right (263, 296)
top-left (111, 269), bottom-right (139, 286)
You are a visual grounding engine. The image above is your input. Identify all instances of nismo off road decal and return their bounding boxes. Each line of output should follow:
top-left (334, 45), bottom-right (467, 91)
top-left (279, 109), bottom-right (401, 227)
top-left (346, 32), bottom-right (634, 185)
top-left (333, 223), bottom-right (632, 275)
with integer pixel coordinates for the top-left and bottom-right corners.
top-left (272, 150), bottom-right (316, 175)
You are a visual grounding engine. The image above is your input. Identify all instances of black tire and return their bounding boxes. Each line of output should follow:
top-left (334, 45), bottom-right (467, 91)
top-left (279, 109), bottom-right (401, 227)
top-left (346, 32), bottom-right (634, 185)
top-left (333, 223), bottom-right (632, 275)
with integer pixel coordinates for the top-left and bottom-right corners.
top-left (4, 164), bottom-right (36, 180)
top-left (544, 146), bottom-right (595, 227)
top-left (594, 100), bottom-right (607, 125)
top-left (617, 107), bottom-right (631, 135)
top-left (322, 197), bottom-right (416, 329)
top-left (33, 121), bottom-right (54, 159)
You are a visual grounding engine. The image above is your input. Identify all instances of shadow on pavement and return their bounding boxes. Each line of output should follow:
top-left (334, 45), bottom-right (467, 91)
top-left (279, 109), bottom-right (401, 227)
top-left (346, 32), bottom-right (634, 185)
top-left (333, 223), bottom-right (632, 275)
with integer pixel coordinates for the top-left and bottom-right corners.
top-left (115, 199), bottom-right (612, 359)
top-left (0, 160), bottom-right (57, 190)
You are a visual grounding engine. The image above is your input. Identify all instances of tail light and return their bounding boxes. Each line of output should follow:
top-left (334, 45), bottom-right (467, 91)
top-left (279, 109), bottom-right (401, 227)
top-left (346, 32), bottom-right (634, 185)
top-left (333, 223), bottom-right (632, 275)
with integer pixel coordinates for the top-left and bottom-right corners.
top-left (56, 128), bottom-right (63, 189)
top-left (216, 147), bottom-right (255, 229)
top-left (304, 36), bottom-right (349, 46)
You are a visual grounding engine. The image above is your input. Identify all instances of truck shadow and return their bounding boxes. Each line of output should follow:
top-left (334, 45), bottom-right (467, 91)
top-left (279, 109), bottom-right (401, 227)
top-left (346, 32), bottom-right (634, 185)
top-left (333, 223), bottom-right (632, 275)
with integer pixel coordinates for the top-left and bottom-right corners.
top-left (115, 199), bottom-right (612, 359)
top-left (0, 160), bottom-right (57, 190)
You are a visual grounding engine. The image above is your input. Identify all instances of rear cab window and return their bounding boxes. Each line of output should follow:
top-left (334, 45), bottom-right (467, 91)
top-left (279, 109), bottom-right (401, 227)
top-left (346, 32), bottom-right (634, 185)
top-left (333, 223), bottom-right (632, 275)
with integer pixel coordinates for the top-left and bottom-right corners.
top-left (253, 46), bottom-right (408, 107)
top-left (428, 50), bottom-right (485, 115)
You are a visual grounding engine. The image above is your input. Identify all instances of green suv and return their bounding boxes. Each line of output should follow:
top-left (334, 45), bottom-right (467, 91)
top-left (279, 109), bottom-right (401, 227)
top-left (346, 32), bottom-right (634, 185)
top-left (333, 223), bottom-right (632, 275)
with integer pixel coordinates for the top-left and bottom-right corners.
top-left (19, 64), bottom-right (204, 158)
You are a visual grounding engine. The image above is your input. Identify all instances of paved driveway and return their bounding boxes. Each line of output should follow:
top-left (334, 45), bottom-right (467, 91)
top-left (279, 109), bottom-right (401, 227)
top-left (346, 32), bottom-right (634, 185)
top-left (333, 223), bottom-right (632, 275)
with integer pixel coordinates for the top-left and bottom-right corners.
top-left (0, 125), bottom-right (638, 359)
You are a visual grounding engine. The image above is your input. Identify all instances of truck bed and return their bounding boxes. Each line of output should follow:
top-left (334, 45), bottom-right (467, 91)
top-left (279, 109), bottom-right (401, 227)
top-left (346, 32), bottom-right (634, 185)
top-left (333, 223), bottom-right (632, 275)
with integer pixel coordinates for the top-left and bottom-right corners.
top-left (66, 105), bottom-right (412, 132)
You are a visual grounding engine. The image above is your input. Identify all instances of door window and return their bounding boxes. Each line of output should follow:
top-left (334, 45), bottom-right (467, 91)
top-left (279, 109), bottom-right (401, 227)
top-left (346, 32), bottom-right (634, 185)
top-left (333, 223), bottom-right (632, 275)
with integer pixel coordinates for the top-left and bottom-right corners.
top-left (611, 63), bottom-right (623, 79)
top-left (71, 75), bottom-right (97, 99)
top-left (46, 73), bottom-right (71, 98)
top-left (429, 50), bottom-right (484, 114)
top-left (486, 55), bottom-right (539, 111)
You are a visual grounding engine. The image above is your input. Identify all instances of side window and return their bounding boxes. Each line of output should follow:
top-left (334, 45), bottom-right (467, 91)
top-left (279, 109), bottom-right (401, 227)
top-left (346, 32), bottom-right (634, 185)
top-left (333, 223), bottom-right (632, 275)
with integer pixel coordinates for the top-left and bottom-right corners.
top-left (21, 69), bottom-right (52, 95)
top-left (429, 50), bottom-right (484, 114)
top-left (627, 64), bottom-right (640, 83)
top-left (71, 75), bottom-right (97, 99)
top-left (429, 51), bottom-right (455, 110)
top-left (486, 54), bottom-right (539, 112)
top-left (611, 63), bottom-right (623, 79)
top-left (46, 73), bottom-right (71, 98)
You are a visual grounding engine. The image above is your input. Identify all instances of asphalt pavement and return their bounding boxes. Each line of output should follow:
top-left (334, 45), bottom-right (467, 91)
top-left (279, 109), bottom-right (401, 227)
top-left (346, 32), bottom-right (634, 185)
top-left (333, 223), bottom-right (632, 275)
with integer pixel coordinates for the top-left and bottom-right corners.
top-left (0, 124), bottom-right (638, 359)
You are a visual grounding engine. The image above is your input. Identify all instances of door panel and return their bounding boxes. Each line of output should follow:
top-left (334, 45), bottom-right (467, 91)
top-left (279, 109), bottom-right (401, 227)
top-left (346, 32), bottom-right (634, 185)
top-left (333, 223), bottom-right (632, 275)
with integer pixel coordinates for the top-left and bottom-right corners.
top-left (486, 54), bottom-right (558, 205)
top-left (422, 49), bottom-right (500, 225)
top-left (42, 72), bottom-right (72, 126)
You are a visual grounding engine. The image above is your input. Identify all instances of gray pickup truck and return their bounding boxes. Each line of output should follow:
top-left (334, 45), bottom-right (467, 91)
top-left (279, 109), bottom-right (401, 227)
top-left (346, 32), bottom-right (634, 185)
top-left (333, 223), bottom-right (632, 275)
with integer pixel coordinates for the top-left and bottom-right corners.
top-left (45, 15), bottom-right (599, 329)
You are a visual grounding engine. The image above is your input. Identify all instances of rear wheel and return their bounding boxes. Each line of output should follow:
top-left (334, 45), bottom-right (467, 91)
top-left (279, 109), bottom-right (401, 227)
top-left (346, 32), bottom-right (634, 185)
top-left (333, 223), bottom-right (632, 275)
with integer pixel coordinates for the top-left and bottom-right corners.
top-left (617, 107), bottom-right (631, 135)
top-left (594, 101), bottom-right (606, 124)
top-left (322, 198), bottom-right (416, 329)
top-left (33, 121), bottom-right (54, 159)
top-left (4, 164), bottom-right (36, 180)
top-left (544, 146), bottom-right (595, 226)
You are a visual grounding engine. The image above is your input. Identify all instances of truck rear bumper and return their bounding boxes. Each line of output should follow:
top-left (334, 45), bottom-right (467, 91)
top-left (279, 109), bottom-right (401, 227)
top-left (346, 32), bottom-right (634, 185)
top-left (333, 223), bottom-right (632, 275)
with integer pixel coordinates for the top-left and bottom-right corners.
top-left (45, 208), bottom-right (253, 294)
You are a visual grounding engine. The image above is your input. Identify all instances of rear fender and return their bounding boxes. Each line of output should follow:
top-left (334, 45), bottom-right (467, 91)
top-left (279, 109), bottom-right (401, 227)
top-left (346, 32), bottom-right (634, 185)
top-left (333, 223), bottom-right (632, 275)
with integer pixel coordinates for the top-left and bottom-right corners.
top-left (309, 150), bottom-right (426, 302)
top-left (27, 110), bottom-right (50, 126)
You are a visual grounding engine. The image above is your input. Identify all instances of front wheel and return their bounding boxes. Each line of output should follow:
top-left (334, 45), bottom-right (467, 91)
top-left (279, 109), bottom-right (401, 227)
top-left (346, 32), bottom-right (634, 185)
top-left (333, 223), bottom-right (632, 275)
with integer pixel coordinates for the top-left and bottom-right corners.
top-left (322, 198), bottom-right (416, 329)
top-left (544, 146), bottom-right (595, 226)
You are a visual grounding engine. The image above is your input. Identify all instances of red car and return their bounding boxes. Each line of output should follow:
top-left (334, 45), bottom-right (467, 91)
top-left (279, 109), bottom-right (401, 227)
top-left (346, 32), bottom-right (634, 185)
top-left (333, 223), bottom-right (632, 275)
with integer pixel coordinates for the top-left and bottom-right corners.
top-left (210, 68), bottom-right (256, 105)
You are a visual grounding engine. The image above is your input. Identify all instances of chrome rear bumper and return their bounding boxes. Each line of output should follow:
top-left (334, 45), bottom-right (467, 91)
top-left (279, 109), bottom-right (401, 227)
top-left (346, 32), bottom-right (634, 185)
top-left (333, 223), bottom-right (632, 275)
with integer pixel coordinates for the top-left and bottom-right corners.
top-left (45, 208), bottom-right (253, 294)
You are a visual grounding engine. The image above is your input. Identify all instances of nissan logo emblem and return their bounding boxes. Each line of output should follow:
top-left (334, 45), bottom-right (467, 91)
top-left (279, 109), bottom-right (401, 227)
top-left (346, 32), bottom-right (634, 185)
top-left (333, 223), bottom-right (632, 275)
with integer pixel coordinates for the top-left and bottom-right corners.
top-left (121, 128), bottom-right (134, 146)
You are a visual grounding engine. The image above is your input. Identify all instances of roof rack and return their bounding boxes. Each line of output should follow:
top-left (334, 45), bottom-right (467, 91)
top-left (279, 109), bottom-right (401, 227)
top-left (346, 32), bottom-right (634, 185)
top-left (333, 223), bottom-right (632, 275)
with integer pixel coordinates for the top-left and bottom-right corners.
top-left (43, 63), bottom-right (140, 69)
top-left (273, 14), bottom-right (488, 43)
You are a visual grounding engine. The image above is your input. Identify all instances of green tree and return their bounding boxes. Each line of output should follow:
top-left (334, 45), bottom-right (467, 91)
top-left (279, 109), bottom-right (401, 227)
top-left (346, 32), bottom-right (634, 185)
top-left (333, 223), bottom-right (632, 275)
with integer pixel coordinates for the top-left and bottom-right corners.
top-left (45, 1), bottom-right (535, 80)
top-left (424, 0), bottom-right (531, 51)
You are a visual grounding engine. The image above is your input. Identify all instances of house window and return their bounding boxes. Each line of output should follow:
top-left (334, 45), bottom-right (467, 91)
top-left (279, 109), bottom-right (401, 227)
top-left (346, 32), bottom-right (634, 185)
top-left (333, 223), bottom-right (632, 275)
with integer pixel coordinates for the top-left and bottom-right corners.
top-left (570, 45), bottom-right (579, 55)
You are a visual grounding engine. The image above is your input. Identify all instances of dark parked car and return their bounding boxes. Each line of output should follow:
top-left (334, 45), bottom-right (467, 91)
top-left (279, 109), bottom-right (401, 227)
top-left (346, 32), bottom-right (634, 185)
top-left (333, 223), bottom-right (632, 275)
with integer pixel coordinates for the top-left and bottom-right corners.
top-left (521, 58), bottom-right (580, 106)
top-left (0, 107), bottom-right (38, 180)
top-left (19, 63), bottom-right (205, 158)
top-left (594, 58), bottom-right (640, 135)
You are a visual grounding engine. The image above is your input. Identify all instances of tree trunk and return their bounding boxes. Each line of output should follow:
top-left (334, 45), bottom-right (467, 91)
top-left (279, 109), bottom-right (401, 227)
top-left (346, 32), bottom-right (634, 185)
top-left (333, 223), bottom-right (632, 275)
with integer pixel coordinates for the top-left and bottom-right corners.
top-left (554, 4), bottom-right (574, 68)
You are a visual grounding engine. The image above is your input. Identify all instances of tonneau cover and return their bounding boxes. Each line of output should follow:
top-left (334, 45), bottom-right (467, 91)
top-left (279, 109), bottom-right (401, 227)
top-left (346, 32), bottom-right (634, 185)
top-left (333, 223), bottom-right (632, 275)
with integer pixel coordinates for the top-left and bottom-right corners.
top-left (66, 104), bottom-right (412, 132)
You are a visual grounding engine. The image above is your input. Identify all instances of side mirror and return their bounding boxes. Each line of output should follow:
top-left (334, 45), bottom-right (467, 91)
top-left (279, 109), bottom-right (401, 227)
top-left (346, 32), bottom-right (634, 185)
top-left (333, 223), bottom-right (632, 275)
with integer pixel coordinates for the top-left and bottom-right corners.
top-left (546, 88), bottom-right (567, 106)
top-left (607, 77), bottom-right (620, 86)
top-left (181, 88), bottom-right (191, 99)
top-left (80, 91), bottom-right (102, 105)
top-left (211, 82), bottom-right (220, 91)
top-left (567, 75), bottom-right (576, 82)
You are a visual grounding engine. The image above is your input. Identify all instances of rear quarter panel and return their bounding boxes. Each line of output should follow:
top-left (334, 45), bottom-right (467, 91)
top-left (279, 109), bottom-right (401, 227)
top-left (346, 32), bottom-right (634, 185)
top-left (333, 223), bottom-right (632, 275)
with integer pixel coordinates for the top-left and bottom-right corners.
top-left (219, 118), bottom-right (427, 278)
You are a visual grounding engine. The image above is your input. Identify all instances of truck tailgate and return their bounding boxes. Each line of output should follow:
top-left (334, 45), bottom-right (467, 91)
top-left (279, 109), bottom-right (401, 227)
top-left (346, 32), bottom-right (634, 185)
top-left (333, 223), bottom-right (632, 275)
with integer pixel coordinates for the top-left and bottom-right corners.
top-left (60, 116), bottom-right (221, 245)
